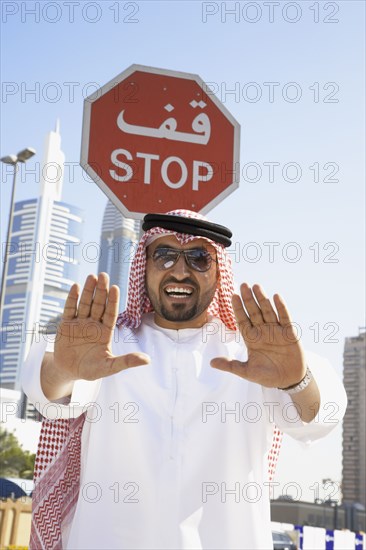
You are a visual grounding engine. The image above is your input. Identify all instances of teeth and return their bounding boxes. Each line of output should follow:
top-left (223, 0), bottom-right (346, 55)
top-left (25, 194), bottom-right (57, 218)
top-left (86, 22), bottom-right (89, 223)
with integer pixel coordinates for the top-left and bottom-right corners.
top-left (165, 287), bottom-right (193, 295)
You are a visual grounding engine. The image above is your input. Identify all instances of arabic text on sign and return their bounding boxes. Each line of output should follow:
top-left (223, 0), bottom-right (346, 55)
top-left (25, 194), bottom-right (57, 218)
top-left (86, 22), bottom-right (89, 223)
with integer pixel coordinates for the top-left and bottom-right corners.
top-left (116, 110), bottom-right (211, 145)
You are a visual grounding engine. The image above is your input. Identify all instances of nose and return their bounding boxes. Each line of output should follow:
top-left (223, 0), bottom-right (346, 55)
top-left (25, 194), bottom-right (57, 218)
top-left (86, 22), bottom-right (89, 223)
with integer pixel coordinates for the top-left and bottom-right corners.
top-left (169, 252), bottom-right (191, 277)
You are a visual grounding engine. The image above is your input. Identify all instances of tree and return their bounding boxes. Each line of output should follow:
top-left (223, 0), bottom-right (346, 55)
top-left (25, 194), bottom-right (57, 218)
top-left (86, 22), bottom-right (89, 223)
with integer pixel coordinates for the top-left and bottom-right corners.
top-left (0, 426), bottom-right (35, 479)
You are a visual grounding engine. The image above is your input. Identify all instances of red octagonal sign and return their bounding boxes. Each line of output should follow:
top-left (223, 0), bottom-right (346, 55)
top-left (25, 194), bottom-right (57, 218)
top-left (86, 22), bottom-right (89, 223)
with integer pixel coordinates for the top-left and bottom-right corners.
top-left (81, 65), bottom-right (240, 219)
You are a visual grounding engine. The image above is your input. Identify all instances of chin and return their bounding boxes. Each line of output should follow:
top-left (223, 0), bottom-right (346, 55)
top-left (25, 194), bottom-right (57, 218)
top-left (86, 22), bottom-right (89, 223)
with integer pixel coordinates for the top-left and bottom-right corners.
top-left (160, 304), bottom-right (198, 323)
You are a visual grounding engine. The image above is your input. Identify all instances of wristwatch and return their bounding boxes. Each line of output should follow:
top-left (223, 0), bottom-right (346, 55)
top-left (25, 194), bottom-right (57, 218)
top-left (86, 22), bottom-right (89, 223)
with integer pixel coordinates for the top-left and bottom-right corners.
top-left (279, 366), bottom-right (313, 395)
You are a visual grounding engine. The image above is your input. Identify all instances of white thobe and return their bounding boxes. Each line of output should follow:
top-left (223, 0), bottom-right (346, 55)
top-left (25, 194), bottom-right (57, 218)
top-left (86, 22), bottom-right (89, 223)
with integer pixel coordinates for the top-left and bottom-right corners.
top-left (23, 313), bottom-right (347, 550)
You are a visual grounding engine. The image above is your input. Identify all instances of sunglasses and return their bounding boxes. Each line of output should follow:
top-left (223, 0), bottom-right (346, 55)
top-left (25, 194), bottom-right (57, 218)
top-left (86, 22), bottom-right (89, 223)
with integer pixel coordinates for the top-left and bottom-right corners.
top-left (149, 247), bottom-right (216, 272)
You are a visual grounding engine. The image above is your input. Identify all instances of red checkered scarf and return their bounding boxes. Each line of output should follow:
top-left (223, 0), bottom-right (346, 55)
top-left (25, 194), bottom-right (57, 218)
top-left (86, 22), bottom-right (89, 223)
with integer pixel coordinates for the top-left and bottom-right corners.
top-left (30, 416), bottom-right (84, 549)
top-left (30, 209), bottom-right (282, 549)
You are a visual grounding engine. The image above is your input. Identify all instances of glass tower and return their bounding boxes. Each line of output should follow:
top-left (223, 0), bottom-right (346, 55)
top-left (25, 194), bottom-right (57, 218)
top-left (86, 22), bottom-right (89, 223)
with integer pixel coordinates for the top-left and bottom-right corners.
top-left (0, 123), bottom-right (83, 389)
top-left (98, 201), bottom-right (140, 312)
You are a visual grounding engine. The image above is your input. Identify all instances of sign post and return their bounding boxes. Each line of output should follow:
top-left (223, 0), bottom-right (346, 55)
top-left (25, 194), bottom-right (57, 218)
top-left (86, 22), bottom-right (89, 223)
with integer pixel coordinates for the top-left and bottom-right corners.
top-left (81, 64), bottom-right (240, 218)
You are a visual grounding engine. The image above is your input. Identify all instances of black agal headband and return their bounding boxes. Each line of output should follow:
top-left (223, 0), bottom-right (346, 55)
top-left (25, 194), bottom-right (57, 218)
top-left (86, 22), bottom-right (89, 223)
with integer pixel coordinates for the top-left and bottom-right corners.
top-left (142, 214), bottom-right (232, 247)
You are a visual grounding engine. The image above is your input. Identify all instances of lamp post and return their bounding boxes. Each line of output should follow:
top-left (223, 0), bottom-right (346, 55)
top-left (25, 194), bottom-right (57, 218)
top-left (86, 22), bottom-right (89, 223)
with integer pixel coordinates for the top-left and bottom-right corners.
top-left (0, 148), bottom-right (36, 317)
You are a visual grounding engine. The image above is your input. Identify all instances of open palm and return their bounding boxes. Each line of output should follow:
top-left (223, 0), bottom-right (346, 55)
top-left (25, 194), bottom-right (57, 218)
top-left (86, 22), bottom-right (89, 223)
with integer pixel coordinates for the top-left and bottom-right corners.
top-left (53, 273), bottom-right (149, 385)
top-left (211, 283), bottom-right (306, 388)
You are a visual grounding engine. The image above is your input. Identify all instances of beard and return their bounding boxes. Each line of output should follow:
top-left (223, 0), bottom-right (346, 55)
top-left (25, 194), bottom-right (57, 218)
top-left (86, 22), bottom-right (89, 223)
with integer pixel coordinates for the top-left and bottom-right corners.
top-left (159, 301), bottom-right (200, 323)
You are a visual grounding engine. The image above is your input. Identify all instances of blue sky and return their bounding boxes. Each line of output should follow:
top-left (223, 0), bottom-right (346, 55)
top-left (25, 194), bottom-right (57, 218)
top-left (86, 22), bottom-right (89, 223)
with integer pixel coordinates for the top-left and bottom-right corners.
top-left (1, 0), bottom-right (365, 502)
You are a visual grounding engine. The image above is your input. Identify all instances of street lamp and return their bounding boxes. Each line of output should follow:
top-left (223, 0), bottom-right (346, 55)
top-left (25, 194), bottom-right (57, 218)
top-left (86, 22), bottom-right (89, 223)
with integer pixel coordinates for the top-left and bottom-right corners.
top-left (0, 147), bottom-right (36, 317)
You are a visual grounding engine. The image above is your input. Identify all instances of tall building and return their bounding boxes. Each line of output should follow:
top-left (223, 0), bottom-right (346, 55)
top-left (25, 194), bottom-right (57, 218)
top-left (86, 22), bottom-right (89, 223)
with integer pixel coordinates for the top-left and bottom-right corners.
top-left (342, 329), bottom-right (366, 507)
top-left (0, 123), bottom-right (83, 390)
top-left (98, 201), bottom-right (140, 311)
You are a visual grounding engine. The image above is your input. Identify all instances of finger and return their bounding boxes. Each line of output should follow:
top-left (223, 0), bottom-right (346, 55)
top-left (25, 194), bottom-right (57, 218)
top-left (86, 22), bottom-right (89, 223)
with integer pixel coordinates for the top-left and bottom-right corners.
top-left (239, 283), bottom-right (264, 325)
top-left (210, 357), bottom-right (249, 379)
top-left (63, 283), bottom-right (80, 320)
top-left (120, 352), bottom-right (150, 369)
top-left (90, 273), bottom-right (109, 321)
top-left (273, 294), bottom-right (292, 326)
top-left (232, 293), bottom-right (251, 331)
top-left (77, 274), bottom-right (98, 319)
top-left (102, 352), bottom-right (151, 377)
top-left (103, 285), bottom-right (120, 330)
top-left (252, 284), bottom-right (278, 324)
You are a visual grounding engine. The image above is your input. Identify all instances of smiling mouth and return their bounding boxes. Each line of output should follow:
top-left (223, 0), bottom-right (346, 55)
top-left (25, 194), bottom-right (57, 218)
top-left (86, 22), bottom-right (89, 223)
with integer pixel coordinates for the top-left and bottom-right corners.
top-left (164, 286), bottom-right (194, 299)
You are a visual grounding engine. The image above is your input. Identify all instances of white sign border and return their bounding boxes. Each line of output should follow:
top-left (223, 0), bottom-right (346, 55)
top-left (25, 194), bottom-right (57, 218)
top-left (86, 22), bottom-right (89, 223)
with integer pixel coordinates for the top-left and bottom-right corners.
top-left (80, 64), bottom-right (240, 220)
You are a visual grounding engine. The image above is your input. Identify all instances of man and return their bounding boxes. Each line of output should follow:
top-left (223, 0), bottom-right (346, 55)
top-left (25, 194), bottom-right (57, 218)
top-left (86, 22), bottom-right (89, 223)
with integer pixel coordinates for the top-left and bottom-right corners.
top-left (23, 209), bottom-right (346, 550)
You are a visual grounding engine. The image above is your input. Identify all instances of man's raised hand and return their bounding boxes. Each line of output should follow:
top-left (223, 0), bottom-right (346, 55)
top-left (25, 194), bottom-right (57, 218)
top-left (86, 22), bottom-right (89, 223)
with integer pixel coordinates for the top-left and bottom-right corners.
top-left (211, 283), bottom-right (306, 389)
top-left (42, 273), bottom-right (149, 399)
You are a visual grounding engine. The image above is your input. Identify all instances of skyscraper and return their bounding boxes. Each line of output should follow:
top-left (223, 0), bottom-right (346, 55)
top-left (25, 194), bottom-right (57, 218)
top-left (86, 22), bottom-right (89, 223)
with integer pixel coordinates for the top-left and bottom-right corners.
top-left (342, 329), bottom-right (366, 507)
top-left (0, 123), bottom-right (83, 390)
top-left (98, 201), bottom-right (140, 312)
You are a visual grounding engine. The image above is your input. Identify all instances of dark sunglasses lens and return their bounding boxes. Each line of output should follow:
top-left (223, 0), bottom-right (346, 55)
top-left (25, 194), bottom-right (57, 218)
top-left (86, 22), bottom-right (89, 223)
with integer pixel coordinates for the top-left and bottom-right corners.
top-left (152, 248), bottom-right (212, 271)
top-left (153, 248), bottom-right (179, 269)
top-left (186, 250), bottom-right (211, 271)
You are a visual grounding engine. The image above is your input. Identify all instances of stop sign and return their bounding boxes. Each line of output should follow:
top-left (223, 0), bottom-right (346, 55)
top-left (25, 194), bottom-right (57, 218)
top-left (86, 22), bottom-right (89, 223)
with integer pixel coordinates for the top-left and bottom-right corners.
top-left (81, 64), bottom-right (240, 219)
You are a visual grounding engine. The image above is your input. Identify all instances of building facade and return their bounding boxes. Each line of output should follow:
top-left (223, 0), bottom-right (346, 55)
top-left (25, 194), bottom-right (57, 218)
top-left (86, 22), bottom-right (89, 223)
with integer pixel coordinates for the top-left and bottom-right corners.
top-left (271, 499), bottom-right (365, 532)
top-left (0, 124), bottom-right (83, 390)
top-left (98, 200), bottom-right (140, 312)
top-left (342, 329), bottom-right (366, 507)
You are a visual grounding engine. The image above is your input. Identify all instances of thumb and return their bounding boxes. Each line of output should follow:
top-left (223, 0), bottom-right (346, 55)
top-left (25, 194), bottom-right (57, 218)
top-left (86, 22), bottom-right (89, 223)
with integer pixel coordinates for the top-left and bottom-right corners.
top-left (105, 352), bottom-right (151, 376)
top-left (123, 352), bottom-right (151, 368)
top-left (210, 357), bottom-right (249, 380)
